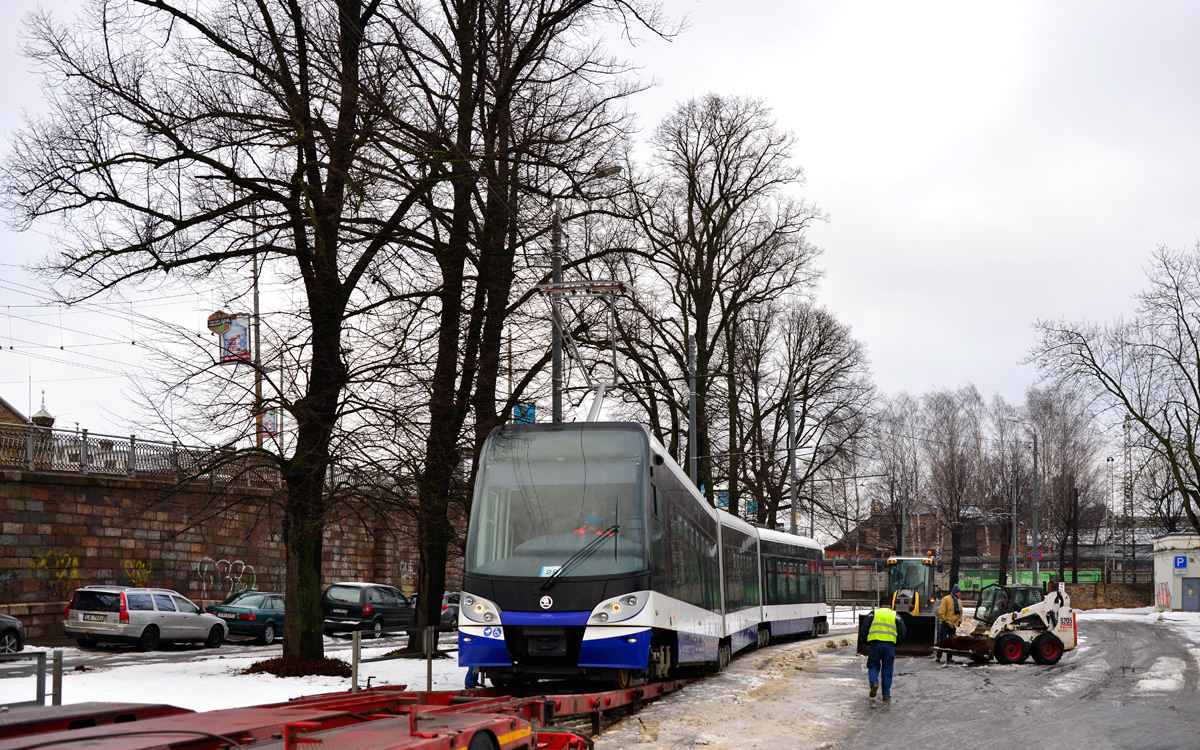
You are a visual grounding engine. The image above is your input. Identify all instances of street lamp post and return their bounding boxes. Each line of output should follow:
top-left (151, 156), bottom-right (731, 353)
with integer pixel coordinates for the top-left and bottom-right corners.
top-left (1032, 432), bottom-right (1039, 585)
top-left (1007, 416), bottom-right (1040, 587)
top-left (1011, 460), bottom-right (1018, 585)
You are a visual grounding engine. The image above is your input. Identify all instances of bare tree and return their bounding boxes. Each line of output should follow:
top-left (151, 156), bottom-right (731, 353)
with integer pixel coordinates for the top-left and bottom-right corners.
top-left (868, 393), bottom-right (924, 557)
top-left (1034, 244), bottom-right (1200, 536)
top-left (621, 94), bottom-right (823, 499)
top-left (1023, 386), bottom-right (1104, 583)
top-left (921, 385), bottom-right (986, 587)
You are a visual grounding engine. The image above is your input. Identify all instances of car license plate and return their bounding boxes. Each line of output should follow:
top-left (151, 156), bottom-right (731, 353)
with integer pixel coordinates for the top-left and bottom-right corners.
top-left (217, 613), bottom-right (236, 619)
top-left (83, 614), bottom-right (105, 622)
top-left (332, 608), bottom-right (348, 614)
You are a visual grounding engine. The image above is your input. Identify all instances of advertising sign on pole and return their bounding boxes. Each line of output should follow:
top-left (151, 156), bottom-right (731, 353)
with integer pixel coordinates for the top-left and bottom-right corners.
top-left (262, 408), bottom-right (278, 437)
top-left (219, 314), bottom-right (251, 364)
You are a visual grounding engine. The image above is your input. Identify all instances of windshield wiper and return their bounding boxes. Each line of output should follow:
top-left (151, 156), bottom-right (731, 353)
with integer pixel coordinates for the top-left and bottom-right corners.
top-left (539, 525), bottom-right (620, 592)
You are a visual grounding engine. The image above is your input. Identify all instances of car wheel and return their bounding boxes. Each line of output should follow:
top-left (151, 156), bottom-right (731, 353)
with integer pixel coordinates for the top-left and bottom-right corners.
top-left (371, 619), bottom-right (384, 639)
top-left (76, 636), bottom-right (97, 649)
top-left (0, 631), bottom-right (21, 653)
top-left (205, 625), bottom-right (224, 648)
top-left (138, 625), bottom-right (160, 652)
top-left (259, 622), bottom-right (276, 646)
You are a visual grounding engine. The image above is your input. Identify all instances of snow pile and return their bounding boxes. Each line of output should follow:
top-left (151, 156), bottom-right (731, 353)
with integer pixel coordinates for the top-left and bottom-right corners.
top-left (1135, 657), bottom-right (1187, 692)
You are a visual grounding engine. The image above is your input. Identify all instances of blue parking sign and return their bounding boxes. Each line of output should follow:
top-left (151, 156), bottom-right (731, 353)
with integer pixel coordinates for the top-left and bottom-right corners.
top-left (1175, 555), bottom-right (1188, 569)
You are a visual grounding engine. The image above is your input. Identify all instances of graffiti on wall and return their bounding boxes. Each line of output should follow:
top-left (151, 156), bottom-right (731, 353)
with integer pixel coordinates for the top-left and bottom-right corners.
top-left (123, 559), bottom-right (153, 587)
top-left (0, 570), bottom-right (15, 592)
top-left (196, 557), bottom-right (257, 597)
top-left (28, 550), bottom-right (80, 601)
top-left (1156, 582), bottom-right (1172, 608)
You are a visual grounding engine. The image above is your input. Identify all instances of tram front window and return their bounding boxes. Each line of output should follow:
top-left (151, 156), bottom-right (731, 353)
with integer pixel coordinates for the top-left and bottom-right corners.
top-left (466, 427), bottom-right (647, 578)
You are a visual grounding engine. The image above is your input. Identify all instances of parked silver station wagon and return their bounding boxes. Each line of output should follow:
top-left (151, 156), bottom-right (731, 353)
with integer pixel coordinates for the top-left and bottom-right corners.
top-left (63, 586), bottom-right (228, 651)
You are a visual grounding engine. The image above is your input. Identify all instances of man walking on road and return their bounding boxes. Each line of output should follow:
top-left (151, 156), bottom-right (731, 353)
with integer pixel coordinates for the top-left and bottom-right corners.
top-left (936, 583), bottom-right (963, 664)
top-left (863, 605), bottom-right (906, 701)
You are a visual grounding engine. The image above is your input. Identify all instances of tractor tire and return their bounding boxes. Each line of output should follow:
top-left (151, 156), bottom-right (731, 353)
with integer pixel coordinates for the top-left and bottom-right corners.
top-left (994, 633), bottom-right (1027, 665)
top-left (1030, 633), bottom-right (1064, 665)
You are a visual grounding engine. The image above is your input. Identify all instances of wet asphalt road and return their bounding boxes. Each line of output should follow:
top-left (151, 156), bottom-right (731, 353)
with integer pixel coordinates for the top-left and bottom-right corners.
top-left (838, 617), bottom-right (1199, 750)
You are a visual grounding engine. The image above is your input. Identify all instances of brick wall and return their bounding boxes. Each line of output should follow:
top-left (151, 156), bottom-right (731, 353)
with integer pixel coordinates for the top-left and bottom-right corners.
top-left (1064, 582), bottom-right (1152, 610)
top-left (0, 469), bottom-right (462, 639)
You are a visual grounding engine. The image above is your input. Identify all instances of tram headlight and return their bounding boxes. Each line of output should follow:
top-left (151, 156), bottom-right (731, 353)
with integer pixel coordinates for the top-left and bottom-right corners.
top-left (461, 593), bottom-right (502, 624)
top-left (589, 591), bottom-right (648, 624)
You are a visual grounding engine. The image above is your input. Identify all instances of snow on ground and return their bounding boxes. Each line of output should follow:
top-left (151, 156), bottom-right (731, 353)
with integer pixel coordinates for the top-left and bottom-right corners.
top-left (1135, 657), bottom-right (1188, 692)
top-left (0, 639), bottom-right (471, 711)
top-left (1077, 607), bottom-right (1200, 650)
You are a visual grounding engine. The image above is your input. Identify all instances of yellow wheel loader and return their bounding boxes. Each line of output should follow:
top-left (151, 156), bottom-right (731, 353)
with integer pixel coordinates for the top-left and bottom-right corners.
top-left (856, 555), bottom-right (938, 657)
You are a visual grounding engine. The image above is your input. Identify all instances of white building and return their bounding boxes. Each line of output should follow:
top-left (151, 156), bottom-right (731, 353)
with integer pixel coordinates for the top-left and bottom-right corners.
top-left (1152, 533), bottom-right (1200, 611)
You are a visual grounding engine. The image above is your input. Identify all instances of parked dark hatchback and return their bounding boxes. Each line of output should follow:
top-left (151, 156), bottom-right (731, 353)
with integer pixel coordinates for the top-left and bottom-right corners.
top-left (321, 582), bottom-right (413, 638)
top-left (205, 591), bottom-right (284, 645)
top-left (410, 591), bottom-right (460, 630)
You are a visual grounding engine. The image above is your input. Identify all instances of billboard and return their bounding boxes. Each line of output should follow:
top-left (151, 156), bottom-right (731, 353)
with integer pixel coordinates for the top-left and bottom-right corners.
top-left (208, 311), bottom-right (250, 364)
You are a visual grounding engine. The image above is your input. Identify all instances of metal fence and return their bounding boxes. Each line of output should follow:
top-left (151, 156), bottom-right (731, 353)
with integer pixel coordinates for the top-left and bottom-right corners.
top-left (0, 422), bottom-right (278, 488)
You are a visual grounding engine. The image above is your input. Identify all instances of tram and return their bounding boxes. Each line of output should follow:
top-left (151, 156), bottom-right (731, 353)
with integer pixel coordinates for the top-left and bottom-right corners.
top-left (458, 422), bottom-right (826, 686)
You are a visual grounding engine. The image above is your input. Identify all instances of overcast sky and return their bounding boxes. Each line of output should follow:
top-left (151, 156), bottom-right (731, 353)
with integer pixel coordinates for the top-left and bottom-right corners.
top-left (1, 0), bottom-right (1197, 435)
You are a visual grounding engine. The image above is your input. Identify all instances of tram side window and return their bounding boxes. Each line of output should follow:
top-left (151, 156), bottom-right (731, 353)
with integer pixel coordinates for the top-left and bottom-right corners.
top-left (650, 515), bottom-right (668, 588)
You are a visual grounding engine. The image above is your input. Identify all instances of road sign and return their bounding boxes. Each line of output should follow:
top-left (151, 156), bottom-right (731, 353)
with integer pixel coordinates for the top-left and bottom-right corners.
top-left (1175, 555), bottom-right (1189, 574)
top-left (514, 402), bottom-right (535, 424)
top-left (1030, 549), bottom-right (1043, 562)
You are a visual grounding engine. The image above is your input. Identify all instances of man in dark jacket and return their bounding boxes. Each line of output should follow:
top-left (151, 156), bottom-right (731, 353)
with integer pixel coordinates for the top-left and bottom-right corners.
top-left (864, 606), bottom-right (907, 702)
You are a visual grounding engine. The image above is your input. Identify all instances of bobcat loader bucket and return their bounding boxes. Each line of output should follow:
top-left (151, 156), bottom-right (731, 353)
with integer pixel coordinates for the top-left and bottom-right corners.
top-left (856, 611), bottom-right (937, 657)
top-left (933, 633), bottom-right (994, 661)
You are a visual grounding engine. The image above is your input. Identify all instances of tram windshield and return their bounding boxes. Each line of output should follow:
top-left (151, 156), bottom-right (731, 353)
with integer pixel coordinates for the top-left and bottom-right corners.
top-left (466, 427), bottom-right (647, 578)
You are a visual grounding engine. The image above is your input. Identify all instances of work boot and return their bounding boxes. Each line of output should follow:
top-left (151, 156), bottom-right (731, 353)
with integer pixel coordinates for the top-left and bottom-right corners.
top-left (881, 695), bottom-right (891, 702)
top-left (869, 684), bottom-right (878, 698)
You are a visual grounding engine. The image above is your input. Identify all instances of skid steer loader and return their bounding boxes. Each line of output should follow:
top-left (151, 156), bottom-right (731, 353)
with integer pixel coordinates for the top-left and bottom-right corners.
top-left (856, 555), bottom-right (938, 657)
top-left (934, 581), bottom-right (1076, 665)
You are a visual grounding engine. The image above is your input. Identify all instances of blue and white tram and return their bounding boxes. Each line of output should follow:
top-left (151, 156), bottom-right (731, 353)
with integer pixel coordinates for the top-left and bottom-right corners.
top-left (458, 422), bottom-right (826, 686)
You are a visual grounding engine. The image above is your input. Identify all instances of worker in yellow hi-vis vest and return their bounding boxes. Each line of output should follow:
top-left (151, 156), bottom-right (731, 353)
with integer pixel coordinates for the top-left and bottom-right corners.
top-left (863, 605), bottom-right (907, 701)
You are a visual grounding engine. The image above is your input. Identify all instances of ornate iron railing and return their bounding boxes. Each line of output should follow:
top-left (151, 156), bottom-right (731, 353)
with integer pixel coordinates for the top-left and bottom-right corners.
top-left (0, 422), bottom-right (279, 487)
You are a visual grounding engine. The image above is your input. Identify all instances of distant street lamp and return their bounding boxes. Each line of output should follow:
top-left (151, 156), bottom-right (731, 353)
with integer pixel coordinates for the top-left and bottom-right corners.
top-left (1008, 416), bottom-right (1040, 587)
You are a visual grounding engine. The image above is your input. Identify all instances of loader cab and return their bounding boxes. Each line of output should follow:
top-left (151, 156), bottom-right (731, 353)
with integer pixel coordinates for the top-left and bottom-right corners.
top-left (885, 556), bottom-right (934, 615)
top-left (976, 584), bottom-right (1044, 624)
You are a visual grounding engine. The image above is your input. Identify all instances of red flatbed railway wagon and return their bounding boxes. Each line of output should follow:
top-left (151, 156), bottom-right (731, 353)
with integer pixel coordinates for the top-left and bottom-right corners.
top-left (0, 679), bottom-right (694, 750)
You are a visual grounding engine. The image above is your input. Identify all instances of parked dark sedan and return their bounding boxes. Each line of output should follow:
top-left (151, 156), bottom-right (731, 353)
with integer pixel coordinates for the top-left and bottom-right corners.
top-left (205, 591), bottom-right (284, 645)
top-left (0, 612), bottom-right (25, 653)
top-left (410, 591), bottom-right (459, 630)
top-left (322, 582), bottom-right (413, 638)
